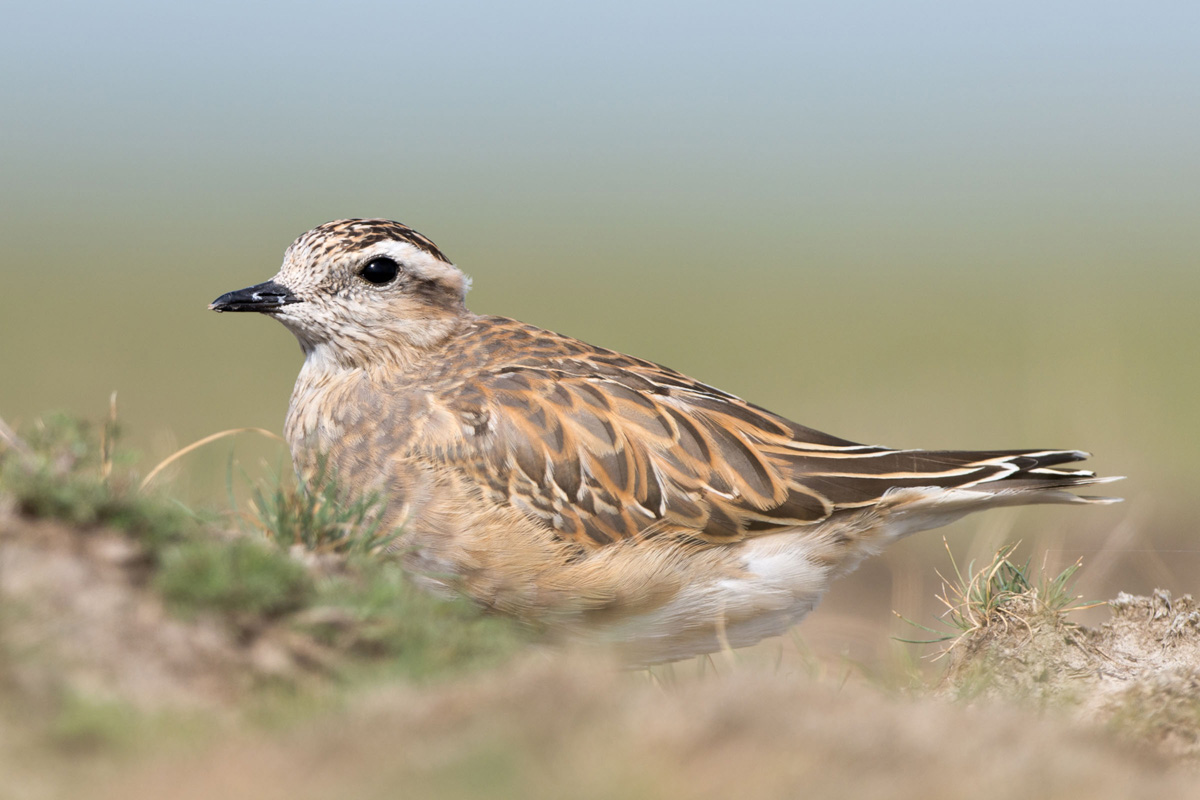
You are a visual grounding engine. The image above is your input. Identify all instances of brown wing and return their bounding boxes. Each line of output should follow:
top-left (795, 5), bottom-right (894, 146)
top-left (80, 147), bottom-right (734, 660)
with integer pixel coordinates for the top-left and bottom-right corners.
top-left (427, 327), bottom-right (1104, 548)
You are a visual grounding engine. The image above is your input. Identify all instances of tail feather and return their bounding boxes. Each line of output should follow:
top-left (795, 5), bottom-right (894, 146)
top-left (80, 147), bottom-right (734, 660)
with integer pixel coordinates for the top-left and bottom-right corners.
top-left (796, 447), bottom-right (1122, 511)
top-left (952, 448), bottom-right (1123, 500)
top-left (856, 451), bottom-right (1123, 540)
top-left (811, 450), bottom-right (1118, 544)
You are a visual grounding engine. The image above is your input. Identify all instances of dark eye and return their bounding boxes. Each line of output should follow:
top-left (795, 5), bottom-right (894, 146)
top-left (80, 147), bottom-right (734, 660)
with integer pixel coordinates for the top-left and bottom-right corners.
top-left (359, 257), bottom-right (400, 285)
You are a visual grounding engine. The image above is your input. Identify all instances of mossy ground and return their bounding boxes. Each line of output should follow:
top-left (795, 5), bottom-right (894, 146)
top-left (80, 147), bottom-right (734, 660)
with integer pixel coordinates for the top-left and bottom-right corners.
top-left (2, 412), bottom-right (1198, 799)
top-left (0, 413), bottom-right (526, 716)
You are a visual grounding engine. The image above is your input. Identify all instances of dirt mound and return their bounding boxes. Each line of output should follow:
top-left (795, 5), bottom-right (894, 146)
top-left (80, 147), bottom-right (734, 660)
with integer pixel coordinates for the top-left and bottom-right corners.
top-left (943, 588), bottom-right (1200, 760)
top-left (0, 510), bottom-right (300, 712)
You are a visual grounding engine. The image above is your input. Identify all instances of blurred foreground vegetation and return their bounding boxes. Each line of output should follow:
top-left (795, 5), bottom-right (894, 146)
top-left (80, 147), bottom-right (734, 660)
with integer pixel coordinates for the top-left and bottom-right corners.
top-left (2, 410), bottom-right (1200, 800)
top-left (0, 412), bottom-right (525, 699)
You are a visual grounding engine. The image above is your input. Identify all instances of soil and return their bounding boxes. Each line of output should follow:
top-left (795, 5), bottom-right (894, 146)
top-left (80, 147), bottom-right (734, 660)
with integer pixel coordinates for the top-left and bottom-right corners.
top-left (943, 588), bottom-right (1200, 760)
top-left (3, 507), bottom-right (1200, 799)
top-left (0, 510), bottom-right (327, 715)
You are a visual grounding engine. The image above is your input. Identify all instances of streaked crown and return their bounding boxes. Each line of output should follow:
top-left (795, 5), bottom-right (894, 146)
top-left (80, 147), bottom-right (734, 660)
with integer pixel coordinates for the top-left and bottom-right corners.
top-left (287, 218), bottom-right (453, 267)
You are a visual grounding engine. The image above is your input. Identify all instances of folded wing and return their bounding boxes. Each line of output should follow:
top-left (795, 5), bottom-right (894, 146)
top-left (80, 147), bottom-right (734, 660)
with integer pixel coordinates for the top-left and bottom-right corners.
top-left (432, 343), bottom-right (1115, 547)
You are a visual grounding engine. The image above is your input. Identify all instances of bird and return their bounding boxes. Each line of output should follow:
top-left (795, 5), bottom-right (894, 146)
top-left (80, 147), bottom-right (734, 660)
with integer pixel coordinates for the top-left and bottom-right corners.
top-left (211, 218), bottom-right (1121, 664)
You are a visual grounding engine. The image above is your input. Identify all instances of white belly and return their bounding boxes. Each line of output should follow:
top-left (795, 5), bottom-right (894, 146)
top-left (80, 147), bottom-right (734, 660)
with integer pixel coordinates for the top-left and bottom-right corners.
top-left (593, 534), bottom-right (846, 665)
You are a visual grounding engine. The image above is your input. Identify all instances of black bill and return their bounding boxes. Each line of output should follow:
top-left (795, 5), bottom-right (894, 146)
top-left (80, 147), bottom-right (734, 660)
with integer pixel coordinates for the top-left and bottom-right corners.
top-left (210, 281), bottom-right (301, 313)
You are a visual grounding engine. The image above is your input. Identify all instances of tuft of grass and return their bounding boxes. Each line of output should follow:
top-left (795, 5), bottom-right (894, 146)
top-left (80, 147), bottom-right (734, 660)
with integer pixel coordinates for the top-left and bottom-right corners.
top-left (936, 541), bottom-right (1094, 636)
top-left (896, 540), bottom-right (1098, 647)
top-left (0, 411), bottom-right (200, 553)
top-left (248, 458), bottom-right (398, 556)
top-left (300, 557), bottom-right (526, 681)
top-left (903, 543), bottom-right (1107, 708)
top-left (156, 537), bottom-right (313, 622)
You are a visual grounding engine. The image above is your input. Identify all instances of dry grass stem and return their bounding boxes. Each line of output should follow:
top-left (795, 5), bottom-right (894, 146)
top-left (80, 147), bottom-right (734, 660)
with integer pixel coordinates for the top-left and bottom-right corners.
top-left (139, 427), bottom-right (285, 491)
top-left (0, 413), bottom-right (34, 464)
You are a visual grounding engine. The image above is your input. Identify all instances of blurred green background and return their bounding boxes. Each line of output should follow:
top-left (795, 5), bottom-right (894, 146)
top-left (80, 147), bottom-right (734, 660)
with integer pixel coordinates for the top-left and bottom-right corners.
top-left (2, 2), bottom-right (1197, 658)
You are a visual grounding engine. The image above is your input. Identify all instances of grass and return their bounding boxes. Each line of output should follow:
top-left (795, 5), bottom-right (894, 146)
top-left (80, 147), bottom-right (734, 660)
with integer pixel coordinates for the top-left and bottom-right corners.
top-left (7, 410), bottom-right (1200, 798)
top-left (0, 410), bottom-right (201, 554)
top-left (897, 540), bottom-right (1098, 648)
top-left (302, 557), bottom-right (525, 680)
top-left (156, 537), bottom-right (313, 622)
top-left (904, 541), bottom-right (1122, 710)
top-left (1, 411), bottom-right (527, 694)
top-left (247, 456), bottom-right (399, 556)
top-left (937, 540), bottom-right (1091, 632)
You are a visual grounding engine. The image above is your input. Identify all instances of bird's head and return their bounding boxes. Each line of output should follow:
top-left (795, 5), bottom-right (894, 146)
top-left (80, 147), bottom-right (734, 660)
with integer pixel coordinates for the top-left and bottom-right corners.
top-left (211, 219), bottom-right (471, 369)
